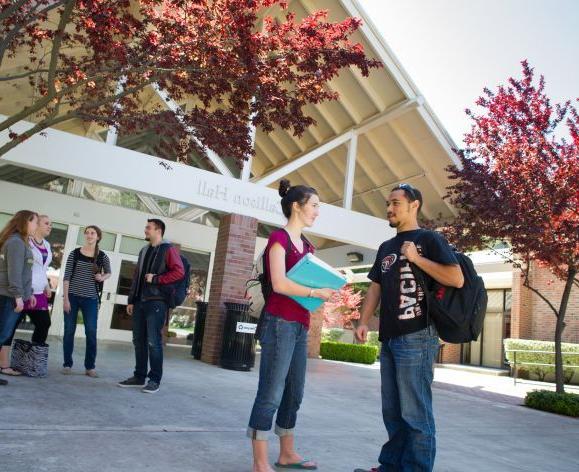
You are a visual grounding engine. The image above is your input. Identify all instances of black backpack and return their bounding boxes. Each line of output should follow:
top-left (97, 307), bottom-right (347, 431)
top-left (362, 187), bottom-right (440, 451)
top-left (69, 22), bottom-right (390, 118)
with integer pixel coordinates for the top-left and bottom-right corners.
top-left (412, 249), bottom-right (488, 344)
top-left (71, 248), bottom-right (106, 306)
top-left (173, 255), bottom-right (191, 308)
top-left (245, 229), bottom-right (312, 318)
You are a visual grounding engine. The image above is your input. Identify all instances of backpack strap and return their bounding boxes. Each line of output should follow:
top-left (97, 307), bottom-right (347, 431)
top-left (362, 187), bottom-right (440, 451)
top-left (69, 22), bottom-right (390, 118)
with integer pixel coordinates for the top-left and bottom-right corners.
top-left (71, 247), bottom-right (81, 279)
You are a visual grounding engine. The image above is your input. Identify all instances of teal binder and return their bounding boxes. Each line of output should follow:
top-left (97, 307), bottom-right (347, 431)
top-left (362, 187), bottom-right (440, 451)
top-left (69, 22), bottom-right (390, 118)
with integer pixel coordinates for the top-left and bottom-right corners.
top-left (286, 253), bottom-right (347, 312)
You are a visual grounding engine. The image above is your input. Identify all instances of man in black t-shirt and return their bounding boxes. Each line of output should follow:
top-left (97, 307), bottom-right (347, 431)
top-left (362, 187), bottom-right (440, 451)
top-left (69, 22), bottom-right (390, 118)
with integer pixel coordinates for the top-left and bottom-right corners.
top-left (354, 184), bottom-right (463, 472)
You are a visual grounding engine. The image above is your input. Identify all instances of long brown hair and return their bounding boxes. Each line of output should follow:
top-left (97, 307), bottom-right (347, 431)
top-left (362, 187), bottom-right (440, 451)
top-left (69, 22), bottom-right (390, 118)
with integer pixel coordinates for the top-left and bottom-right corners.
top-left (0, 210), bottom-right (38, 250)
top-left (84, 225), bottom-right (103, 274)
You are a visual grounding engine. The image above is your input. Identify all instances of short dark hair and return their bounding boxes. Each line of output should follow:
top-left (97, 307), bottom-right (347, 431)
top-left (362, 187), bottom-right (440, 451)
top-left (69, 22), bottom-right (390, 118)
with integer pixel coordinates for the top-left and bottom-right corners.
top-left (392, 183), bottom-right (423, 212)
top-left (147, 218), bottom-right (166, 236)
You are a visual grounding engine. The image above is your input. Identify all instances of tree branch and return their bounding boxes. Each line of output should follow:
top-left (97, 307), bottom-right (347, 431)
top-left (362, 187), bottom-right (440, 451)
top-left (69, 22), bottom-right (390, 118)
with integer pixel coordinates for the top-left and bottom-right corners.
top-left (0, 0), bottom-right (67, 67)
top-left (46, 0), bottom-right (75, 96)
top-left (522, 277), bottom-right (559, 317)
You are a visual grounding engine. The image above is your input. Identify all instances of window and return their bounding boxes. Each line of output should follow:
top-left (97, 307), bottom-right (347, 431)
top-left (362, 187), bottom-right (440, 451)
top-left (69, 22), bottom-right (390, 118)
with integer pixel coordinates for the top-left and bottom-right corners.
top-left (120, 236), bottom-right (145, 256)
top-left (76, 228), bottom-right (116, 251)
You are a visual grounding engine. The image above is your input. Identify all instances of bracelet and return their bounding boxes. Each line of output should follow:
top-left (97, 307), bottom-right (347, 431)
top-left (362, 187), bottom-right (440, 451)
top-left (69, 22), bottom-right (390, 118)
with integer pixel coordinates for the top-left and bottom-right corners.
top-left (308, 288), bottom-right (314, 298)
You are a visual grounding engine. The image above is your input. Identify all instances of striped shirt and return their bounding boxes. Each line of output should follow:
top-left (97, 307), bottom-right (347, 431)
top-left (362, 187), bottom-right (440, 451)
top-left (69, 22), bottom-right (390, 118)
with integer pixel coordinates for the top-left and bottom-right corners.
top-left (63, 250), bottom-right (111, 298)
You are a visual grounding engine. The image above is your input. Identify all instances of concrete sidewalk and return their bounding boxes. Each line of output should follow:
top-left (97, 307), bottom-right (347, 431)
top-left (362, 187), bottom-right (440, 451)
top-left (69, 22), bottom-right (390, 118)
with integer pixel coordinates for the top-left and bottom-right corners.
top-left (1, 338), bottom-right (578, 472)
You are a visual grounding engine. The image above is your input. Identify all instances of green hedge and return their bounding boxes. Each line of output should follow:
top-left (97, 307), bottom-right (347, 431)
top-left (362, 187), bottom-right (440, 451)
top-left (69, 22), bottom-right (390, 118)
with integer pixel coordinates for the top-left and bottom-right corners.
top-left (524, 390), bottom-right (579, 417)
top-left (320, 341), bottom-right (378, 365)
top-left (503, 339), bottom-right (579, 383)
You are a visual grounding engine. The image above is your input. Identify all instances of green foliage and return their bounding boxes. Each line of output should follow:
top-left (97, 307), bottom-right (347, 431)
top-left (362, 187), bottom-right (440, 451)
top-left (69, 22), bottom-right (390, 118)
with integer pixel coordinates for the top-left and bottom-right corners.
top-left (524, 390), bottom-right (579, 417)
top-left (320, 342), bottom-right (378, 365)
top-left (367, 331), bottom-right (381, 359)
top-left (504, 339), bottom-right (579, 383)
top-left (322, 328), bottom-right (344, 343)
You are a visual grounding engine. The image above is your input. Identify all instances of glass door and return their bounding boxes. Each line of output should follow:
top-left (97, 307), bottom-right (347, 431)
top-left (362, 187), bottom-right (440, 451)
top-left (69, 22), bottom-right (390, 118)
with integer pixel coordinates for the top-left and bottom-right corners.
top-left (98, 254), bottom-right (138, 342)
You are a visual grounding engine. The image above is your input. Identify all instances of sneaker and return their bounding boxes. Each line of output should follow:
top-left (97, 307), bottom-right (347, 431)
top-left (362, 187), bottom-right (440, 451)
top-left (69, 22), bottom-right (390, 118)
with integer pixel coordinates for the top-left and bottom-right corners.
top-left (142, 380), bottom-right (160, 393)
top-left (0, 378), bottom-right (7, 386)
top-left (85, 369), bottom-right (98, 378)
top-left (117, 376), bottom-right (146, 388)
top-left (61, 367), bottom-right (72, 375)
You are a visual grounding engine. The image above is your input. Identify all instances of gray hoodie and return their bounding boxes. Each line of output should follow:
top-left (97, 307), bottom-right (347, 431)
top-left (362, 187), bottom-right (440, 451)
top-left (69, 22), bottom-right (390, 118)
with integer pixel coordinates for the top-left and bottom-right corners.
top-left (0, 233), bottom-right (33, 299)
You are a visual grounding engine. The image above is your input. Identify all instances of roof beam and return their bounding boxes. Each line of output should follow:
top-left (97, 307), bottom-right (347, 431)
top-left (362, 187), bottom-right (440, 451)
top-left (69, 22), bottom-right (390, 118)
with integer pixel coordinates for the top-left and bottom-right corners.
top-left (343, 134), bottom-right (358, 210)
top-left (389, 121), bottom-right (455, 216)
top-left (152, 84), bottom-right (234, 177)
top-left (106, 77), bottom-right (126, 146)
top-left (254, 130), bottom-right (354, 186)
top-left (137, 194), bottom-right (167, 216)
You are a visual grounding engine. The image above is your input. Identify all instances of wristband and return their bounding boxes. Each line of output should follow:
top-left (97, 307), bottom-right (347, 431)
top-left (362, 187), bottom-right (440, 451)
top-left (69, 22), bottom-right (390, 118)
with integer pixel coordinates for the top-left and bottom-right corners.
top-left (309, 288), bottom-right (314, 298)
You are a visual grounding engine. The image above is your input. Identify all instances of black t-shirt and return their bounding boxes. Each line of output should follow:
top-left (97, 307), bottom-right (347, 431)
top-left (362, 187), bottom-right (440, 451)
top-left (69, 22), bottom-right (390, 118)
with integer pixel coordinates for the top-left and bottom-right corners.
top-left (368, 229), bottom-right (458, 340)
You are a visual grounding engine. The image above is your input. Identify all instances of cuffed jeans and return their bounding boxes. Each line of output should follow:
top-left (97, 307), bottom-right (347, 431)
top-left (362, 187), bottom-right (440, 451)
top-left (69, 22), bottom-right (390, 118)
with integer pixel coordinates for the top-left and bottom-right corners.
top-left (132, 300), bottom-right (167, 384)
top-left (0, 295), bottom-right (22, 350)
top-left (378, 325), bottom-right (440, 472)
top-left (63, 294), bottom-right (99, 370)
top-left (247, 313), bottom-right (308, 440)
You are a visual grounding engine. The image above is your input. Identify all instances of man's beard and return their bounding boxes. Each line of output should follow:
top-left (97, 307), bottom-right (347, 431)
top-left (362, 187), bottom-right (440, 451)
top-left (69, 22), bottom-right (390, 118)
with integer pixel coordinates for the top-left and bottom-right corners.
top-left (388, 221), bottom-right (399, 228)
top-left (145, 236), bottom-right (150, 241)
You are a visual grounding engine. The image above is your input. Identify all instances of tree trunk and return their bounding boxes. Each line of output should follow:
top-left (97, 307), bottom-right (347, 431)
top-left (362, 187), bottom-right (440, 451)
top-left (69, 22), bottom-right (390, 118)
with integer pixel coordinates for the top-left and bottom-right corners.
top-left (554, 268), bottom-right (577, 394)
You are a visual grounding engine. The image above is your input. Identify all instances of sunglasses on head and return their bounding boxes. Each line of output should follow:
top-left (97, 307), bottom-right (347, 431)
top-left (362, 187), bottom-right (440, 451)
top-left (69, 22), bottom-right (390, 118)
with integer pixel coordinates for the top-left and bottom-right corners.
top-left (396, 183), bottom-right (417, 201)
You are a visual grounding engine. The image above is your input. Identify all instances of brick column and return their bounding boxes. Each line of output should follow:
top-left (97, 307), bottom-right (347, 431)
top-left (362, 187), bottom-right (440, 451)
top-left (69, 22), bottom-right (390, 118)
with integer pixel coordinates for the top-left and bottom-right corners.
top-left (439, 342), bottom-right (461, 364)
top-left (510, 268), bottom-right (534, 340)
top-left (307, 308), bottom-right (324, 359)
top-left (201, 214), bottom-right (258, 365)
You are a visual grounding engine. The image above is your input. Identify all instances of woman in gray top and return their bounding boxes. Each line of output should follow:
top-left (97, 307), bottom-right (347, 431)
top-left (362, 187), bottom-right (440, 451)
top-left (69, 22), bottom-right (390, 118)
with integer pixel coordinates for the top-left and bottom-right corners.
top-left (0, 210), bottom-right (38, 386)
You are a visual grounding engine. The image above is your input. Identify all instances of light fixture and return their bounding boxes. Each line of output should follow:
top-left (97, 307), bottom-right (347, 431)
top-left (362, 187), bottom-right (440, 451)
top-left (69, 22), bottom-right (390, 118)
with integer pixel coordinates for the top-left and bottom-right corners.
top-left (346, 251), bottom-right (363, 263)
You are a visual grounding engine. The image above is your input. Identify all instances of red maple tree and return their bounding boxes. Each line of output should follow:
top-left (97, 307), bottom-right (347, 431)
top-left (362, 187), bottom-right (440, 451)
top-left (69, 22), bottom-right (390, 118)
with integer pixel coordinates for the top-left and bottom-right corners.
top-left (322, 285), bottom-right (362, 330)
top-left (0, 0), bottom-right (381, 163)
top-left (444, 61), bottom-right (578, 393)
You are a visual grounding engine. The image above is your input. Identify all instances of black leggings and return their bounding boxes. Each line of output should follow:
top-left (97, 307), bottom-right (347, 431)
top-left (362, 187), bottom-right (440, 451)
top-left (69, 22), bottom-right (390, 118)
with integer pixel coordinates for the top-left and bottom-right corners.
top-left (2, 310), bottom-right (51, 346)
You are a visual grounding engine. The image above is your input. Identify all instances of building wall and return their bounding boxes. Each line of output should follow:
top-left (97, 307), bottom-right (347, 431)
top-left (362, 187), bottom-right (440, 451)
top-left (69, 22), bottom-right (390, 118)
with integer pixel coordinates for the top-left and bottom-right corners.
top-left (511, 261), bottom-right (579, 343)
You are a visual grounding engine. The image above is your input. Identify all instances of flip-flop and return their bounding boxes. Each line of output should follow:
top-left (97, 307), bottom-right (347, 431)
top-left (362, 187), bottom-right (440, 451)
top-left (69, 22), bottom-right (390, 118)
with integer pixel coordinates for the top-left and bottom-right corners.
top-left (0, 367), bottom-right (22, 376)
top-left (274, 460), bottom-right (317, 470)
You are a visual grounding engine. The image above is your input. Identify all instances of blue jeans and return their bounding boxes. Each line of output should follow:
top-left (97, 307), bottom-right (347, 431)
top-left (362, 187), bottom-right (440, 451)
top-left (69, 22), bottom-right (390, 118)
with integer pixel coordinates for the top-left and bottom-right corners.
top-left (0, 295), bottom-right (22, 348)
top-left (132, 300), bottom-right (167, 384)
top-left (247, 313), bottom-right (308, 440)
top-left (378, 326), bottom-right (440, 472)
top-left (63, 294), bottom-right (99, 370)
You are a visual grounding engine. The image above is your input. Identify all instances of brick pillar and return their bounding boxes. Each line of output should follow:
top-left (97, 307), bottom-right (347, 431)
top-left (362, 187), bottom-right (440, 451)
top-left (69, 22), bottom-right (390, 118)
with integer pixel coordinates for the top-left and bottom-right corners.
top-left (439, 342), bottom-right (461, 364)
top-left (307, 308), bottom-right (324, 358)
top-left (510, 268), bottom-right (534, 339)
top-left (201, 214), bottom-right (258, 365)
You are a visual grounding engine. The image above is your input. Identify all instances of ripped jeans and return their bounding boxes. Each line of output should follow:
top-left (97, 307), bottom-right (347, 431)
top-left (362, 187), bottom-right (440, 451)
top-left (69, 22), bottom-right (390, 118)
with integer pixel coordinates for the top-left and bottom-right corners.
top-left (132, 300), bottom-right (167, 384)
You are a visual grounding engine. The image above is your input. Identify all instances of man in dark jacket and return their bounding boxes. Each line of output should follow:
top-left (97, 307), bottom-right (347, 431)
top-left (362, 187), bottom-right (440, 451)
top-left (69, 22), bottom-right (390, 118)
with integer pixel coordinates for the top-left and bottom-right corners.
top-left (118, 219), bottom-right (184, 393)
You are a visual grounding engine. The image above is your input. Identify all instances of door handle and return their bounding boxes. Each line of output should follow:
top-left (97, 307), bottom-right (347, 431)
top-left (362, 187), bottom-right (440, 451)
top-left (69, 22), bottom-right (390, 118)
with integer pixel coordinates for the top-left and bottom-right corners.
top-left (107, 292), bottom-right (111, 301)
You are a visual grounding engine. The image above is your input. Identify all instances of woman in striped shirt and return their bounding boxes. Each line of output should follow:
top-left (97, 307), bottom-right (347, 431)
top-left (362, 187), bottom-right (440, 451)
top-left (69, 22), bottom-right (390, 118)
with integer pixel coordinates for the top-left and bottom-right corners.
top-left (62, 226), bottom-right (111, 377)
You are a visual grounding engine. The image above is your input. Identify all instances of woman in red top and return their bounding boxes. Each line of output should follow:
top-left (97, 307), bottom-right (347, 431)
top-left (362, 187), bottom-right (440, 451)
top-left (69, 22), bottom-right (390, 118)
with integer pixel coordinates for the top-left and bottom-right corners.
top-left (248, 179), bottom-right (334, 472)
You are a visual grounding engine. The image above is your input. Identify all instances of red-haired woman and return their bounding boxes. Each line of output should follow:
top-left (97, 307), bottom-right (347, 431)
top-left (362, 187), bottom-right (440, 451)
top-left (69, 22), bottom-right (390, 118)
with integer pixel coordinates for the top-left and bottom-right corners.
top-left (0, 210), bottom-right (38, 386)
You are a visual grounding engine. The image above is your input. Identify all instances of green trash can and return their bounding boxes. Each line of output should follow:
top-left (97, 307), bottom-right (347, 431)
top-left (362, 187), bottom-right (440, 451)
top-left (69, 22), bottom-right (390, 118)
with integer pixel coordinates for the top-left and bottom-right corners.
top-left (221, 301), bottom-right (257, 371)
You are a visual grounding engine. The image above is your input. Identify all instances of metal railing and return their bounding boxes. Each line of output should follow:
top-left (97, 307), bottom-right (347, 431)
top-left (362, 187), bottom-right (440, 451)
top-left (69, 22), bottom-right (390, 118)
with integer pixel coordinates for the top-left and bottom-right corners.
top-left (505, 349), bottom-right (579, 386)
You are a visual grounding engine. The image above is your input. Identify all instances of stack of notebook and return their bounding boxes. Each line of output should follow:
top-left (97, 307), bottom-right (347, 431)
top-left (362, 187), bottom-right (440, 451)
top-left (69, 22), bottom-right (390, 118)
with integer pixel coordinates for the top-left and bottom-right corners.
top-left (286, 253), bottom-right (348, 312)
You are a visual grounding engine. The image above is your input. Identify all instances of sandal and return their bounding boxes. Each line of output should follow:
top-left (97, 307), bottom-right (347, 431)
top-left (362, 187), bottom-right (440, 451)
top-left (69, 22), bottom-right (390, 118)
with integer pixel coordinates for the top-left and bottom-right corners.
top-left (0, 367), bottom-right (22, 376)
top-left (274, 460), bottom-right (317, 470)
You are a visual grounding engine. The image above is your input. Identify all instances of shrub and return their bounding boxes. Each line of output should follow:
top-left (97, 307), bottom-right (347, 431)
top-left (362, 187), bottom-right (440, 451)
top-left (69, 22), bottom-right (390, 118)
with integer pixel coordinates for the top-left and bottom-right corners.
top-left (524, 390), bottom-right (579, 417)
top-left (322, 328), bottom-right (345, 343)
top-left (367, 331), bottom-right (381, 359)
top-left (320, 341), bottom-right (378, 365)
top-left (503, 339), bottom-right (579, 383)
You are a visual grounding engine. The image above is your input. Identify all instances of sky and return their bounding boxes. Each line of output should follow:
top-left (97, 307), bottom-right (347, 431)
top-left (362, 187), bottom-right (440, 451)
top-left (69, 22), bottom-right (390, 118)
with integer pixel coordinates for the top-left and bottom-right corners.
top-left (362, 0), bottom-right (579, 145)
